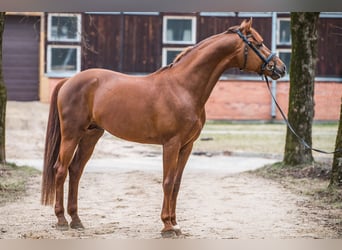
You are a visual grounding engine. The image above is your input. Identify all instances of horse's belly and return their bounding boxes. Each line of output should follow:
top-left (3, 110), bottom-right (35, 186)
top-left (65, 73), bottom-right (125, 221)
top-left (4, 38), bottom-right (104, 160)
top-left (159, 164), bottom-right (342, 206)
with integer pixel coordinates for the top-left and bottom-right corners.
top-left (105, 125), bottom-right (161, 145)
top-left (95, 109), bottom-right (164, 145)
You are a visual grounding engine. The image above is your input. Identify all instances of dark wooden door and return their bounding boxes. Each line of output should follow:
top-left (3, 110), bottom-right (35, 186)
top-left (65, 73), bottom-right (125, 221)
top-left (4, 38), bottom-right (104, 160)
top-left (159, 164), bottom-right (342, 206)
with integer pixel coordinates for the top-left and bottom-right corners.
top-left (3, 15), bottom-right (40, 101)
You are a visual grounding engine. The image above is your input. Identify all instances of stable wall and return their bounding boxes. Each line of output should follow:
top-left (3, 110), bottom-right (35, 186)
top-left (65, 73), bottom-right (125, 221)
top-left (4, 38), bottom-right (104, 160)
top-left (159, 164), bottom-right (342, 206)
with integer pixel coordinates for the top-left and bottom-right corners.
top-left (205, 81), bottom-right (341, 121)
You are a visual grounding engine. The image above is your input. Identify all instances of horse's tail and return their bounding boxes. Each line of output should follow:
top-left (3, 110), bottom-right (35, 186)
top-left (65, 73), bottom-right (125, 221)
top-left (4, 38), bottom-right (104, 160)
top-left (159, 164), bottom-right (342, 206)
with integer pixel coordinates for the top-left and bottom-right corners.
top-left (41, 79), bottom-right (67, 206)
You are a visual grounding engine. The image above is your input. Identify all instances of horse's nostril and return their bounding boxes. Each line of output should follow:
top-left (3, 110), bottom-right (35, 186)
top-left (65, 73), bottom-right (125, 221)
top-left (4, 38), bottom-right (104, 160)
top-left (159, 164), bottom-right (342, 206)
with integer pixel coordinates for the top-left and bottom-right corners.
top-left (280, 65), bottom-right (287, 76)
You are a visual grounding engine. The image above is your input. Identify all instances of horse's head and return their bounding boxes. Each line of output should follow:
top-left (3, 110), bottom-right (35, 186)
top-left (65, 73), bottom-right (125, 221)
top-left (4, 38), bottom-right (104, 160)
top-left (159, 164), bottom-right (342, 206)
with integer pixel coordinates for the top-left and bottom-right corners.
top-left (230, 18), bottom-right (286, 80)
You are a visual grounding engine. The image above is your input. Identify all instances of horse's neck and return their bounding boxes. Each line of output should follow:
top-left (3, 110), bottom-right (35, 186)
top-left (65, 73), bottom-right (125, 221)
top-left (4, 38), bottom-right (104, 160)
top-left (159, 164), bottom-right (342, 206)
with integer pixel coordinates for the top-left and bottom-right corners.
top-left (171, 34), bottom-right (240, 108)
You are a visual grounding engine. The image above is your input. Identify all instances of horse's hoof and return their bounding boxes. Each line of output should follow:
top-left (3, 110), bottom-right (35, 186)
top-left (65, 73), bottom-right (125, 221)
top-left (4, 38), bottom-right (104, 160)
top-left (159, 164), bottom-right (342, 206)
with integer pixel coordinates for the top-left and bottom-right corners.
top-left (56, 222), bottom-right (69, 231)
top-left (70, 220), bottom-right (85, 230)
top-left (161, 229), bottom-right (177, 238)
top-left (173, 225), bottom-right (182, 236)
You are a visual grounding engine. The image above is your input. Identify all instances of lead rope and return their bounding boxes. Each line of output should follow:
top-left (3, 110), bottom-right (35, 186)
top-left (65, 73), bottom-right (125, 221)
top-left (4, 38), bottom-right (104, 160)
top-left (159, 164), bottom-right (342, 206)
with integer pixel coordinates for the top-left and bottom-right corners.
top-left (264, 76), bottom-right (341, 154)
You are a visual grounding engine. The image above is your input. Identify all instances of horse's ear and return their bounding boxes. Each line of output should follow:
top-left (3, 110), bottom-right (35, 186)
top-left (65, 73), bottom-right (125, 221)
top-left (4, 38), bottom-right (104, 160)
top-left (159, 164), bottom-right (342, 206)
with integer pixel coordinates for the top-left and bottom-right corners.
top-left (239, 17), bottom-right (253, 33)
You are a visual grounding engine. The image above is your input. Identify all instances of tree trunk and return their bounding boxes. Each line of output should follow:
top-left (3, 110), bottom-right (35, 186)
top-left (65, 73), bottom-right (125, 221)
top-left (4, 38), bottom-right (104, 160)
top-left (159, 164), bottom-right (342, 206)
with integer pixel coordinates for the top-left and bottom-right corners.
top-left (0, 12), bottom-right (7, 163)
top-left (329, 98), bottom-right (342, 188)
top-left (283, 12), bottom-right (320, 166)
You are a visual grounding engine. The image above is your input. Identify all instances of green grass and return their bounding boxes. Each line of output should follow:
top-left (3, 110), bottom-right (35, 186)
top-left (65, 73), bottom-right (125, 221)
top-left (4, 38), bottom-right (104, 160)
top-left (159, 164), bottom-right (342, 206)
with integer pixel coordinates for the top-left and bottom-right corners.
top-left (193, 122), bottom-right (338, 157)
top-left (0, 162), bottom-right (40, 205)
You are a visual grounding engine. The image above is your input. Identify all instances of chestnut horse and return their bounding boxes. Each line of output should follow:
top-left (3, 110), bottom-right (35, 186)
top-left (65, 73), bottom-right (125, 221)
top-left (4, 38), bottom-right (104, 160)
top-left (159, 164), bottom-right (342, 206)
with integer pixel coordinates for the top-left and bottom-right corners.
top-left (41, 18), bottom-right (286, 237)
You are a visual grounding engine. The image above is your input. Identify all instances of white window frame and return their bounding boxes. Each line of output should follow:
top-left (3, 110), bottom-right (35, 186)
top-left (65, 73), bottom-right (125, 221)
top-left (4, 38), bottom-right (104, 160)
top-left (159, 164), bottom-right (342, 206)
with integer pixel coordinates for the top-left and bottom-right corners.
top-left (277, 18), bottom-right (291, 45)
top-left (163, 16), bottom-right (197, 44)
top-left (47, 45), bottom-right (81, 77)
top-left (47, 13), bottom-right (82, 42)
top-left (162, 47), bottom-right (185, 67)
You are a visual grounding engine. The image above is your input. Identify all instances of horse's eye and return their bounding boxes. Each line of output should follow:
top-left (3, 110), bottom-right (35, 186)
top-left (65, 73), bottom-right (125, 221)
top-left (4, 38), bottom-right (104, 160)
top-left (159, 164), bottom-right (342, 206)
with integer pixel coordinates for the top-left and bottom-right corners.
top-left (267, 64), bottom-right (275, 70)
top-left (256, 43), bottom-right (263, 49)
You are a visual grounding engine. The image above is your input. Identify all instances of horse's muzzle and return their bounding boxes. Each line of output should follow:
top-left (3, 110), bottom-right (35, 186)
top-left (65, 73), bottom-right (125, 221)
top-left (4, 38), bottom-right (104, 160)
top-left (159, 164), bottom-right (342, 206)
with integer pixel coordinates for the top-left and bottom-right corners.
top-left (270, 64), bottom-right (286, 80)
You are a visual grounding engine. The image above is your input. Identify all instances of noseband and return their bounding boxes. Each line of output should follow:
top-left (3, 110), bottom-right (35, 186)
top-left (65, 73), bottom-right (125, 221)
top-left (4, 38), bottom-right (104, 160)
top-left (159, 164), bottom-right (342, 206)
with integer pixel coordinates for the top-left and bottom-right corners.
top-left (234, 29), bottom-right (276, 75)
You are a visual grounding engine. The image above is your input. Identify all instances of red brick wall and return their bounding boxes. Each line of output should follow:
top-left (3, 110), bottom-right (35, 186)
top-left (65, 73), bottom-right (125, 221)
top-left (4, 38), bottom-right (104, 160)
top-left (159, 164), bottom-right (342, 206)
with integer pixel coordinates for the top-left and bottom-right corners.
top-left (313, 83), bottom-right (342, 120)
top-left (206, 80), bottom-right (342, 121)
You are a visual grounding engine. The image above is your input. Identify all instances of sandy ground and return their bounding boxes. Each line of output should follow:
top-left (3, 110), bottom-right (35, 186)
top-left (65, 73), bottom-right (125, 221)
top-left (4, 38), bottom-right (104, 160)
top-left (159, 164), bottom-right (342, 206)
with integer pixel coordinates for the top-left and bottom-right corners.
top-left (0, 101), bottom-right (340, 239)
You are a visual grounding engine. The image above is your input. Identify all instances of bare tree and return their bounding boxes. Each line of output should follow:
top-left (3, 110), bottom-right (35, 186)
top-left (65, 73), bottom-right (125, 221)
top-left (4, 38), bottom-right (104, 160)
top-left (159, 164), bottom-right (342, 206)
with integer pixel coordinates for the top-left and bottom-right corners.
top-left (0, 12), bottom-right (7, 163)
top-left (283, 12), bottom-right (320, 166)
top-left (329, 99), bottom-right (342, 188)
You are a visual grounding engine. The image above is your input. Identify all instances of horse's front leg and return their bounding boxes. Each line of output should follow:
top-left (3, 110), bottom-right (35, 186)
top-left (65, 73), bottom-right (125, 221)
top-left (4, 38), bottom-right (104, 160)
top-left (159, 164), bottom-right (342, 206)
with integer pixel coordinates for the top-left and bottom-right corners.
top-left (170, 142), bottom-right (194, 235)
top-left (161, 140), bottom-right (181, 237)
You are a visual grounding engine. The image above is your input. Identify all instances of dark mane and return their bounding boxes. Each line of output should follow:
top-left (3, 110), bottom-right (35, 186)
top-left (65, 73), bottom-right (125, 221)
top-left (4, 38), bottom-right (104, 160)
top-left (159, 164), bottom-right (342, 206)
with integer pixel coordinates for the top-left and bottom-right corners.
top-left (155, 46), bottom-right (195, 71)
top-left (227, 25), bottom-right (240, 33)
top-left (173, 46), bottom-right (194, 64)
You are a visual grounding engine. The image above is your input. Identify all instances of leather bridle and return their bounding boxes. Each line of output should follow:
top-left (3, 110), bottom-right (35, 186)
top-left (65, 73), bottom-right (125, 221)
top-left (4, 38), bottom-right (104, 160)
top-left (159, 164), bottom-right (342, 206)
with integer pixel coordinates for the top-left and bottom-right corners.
top-left (234, 29), bottom-right (276, 75)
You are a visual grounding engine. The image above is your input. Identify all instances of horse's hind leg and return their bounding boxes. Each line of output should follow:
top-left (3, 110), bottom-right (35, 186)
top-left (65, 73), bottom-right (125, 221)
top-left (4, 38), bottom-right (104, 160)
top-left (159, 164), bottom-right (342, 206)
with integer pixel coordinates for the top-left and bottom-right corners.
top-left (67, 127), bottom-right (104, 229)
top-left (54, 135), bottom-right (80, 230)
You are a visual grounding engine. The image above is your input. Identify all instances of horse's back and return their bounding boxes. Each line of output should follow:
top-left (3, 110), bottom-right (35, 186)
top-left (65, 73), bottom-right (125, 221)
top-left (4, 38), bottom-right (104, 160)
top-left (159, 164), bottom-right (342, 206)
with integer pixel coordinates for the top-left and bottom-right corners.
top-left (57, 68), bottom-right (135, 108)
